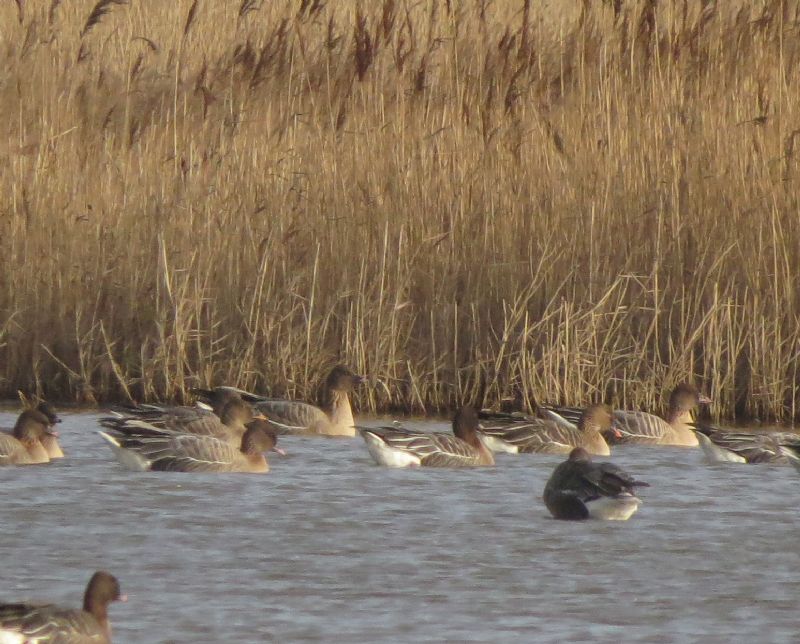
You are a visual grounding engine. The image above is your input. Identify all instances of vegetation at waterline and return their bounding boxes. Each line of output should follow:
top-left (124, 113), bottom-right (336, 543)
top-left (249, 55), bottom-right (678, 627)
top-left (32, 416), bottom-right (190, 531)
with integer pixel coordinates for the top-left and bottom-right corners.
top-left (1, 0), bottom-right (799, 420)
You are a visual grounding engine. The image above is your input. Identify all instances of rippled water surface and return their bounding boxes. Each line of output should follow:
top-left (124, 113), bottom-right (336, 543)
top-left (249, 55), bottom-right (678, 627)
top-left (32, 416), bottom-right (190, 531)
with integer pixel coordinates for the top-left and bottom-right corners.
top-left (1, 411), bottom-right (798, 643)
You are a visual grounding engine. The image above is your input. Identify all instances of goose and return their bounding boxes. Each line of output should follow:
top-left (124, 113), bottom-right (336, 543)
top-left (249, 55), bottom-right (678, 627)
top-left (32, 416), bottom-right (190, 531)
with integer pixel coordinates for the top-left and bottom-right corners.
top-left (779, 445), bottom-right (800, 473)
top-left (543, 383), bottom-right (711, 447)
top-left (35, 401), bottom-right (64, 458)
top-left (690, 422), bottom-right (800, 464)
top-left (101, 398), bottom-right (263, 447)
top-left (358, 406), bottom-right (494, 468)
top-left (0, 408), bottom-right (55, 465)
top-left (0, 570), bottom-right (125, 643)
top-left (543, 447), bottom-right (650, 520)
top-left (478, 404), bottom-right (619, 456)
top-left (99, 419), bottom-right (284, 473)
top-left (194, 365), bottom-right (366, 437)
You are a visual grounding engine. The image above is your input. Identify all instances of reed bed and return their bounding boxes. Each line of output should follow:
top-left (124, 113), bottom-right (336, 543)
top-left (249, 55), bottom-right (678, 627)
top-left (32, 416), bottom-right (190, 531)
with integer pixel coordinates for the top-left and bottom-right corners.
top-left (0, 0), bottom-right (799, 420)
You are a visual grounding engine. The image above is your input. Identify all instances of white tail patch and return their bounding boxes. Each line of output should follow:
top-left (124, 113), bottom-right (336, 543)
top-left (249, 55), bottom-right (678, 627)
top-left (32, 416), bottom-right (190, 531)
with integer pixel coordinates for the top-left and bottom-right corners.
top-left (98, 431), bottom-right (152, 471)
top-left (478, 433), bottom-right (519, 454)
top-left (362, 433), bottom-right (422, 468)
top-left (695, 432), bottom-right (746, 463)
top-left (587, 495), bottom-right (641, 521)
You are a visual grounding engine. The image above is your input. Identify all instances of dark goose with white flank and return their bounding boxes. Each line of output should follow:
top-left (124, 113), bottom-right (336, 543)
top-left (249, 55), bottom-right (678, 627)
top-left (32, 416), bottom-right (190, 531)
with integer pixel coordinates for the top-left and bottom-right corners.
top-left (543, 447), bottom-right (650, 521)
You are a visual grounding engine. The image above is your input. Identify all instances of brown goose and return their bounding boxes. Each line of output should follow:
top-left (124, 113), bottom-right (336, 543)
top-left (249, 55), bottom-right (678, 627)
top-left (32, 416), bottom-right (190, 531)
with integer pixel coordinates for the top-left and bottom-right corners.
top-left (0, 408), bottom-right (55, 465)
top-left (101, 398), bottom-right (263, 447)
top-left (543, 383), bottom-right (711, 447)
top-left (543, 447), bottom-right (650, 520)
top-left (358, 406), bottom-right (495, 468)
top-left (690, 422), bottom-right (800, 464)
top-left (196, 365), bottom-right (366, 437)
top-left (99, 419), bottom-right (283, 473)
top-left (0, 570), bottom-right (125, 643)
top-left (478, 404), bottom-right (618, 456)
top-left (36, 401), bottom-right (64, 458)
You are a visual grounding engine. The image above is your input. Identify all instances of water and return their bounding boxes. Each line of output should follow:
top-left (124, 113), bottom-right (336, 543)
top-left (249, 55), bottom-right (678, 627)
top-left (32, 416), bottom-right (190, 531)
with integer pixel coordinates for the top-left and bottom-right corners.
top-left (1, 411), bottom-right (798, 643)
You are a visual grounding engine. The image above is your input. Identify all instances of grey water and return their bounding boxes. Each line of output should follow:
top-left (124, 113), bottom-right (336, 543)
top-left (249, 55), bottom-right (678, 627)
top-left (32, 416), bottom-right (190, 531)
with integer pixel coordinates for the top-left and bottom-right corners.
top-left (1, 411), bottom-right (798, 643)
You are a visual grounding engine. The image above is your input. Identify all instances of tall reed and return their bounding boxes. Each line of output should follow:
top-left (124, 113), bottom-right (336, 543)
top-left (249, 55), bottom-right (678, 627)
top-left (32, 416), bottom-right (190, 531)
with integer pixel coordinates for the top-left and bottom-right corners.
top-left (1, 1), bottom-right (798, 421)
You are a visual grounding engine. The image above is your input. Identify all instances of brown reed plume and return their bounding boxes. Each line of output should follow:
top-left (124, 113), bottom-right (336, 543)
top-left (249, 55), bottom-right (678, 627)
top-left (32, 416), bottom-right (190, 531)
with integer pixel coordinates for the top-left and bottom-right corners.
top-left (0, 0), bottom-right (799, 422)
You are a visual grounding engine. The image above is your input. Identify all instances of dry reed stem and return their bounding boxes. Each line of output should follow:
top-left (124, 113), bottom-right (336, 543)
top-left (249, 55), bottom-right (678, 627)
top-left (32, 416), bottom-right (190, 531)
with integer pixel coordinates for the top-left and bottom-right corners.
top-left (0, 1), bottom-right (798, 421)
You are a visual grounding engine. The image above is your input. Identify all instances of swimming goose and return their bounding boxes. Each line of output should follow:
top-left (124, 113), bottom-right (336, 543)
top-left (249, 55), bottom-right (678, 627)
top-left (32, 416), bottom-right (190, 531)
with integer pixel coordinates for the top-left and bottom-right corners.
top-left (36, 401), bottom-right (64, 458)
top-left (99, 419), bottom-right (283, 473)
top-left (101, 398), bottom-right (263, 447)
top-left (543, 447), bottom-right (650, 520)
top-left (195, 365), bottom-right (366, 437)
top-left (0, 408), bottom-right (55, 465)
top-left (690, 422), bottom-right (800, 464)
top-left (543, 383), bottom-right (710, 447)
top-left (0, 570), bottom-right (125, 643)
top-left (779, 445), bottom-right (800, 473)
top-left (358, 406), bottom-right (495, 468)
top-left (478, 404), bottom-right (618, 456)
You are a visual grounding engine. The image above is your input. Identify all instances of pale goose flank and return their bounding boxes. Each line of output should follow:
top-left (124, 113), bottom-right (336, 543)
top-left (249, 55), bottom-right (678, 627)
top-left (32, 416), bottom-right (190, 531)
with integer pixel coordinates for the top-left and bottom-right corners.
top-left (543, 447), bottom-right (650, 521)
top-left (0, 407), bottom-right (55, 465)
top-left (478, 404), bottom-right (618, 456)
top-left (101, 397), bottom-right (263, 447)
top-left (690, 422), bottom-right (800, 464)
top-left (195, 365), bottom-right (366, 437)
top-left (543, 383), bottom-right (711, 447)
top-left (99, 419), bottom-right (284, 473)
top-left (0, 570), bottom-right (125, 644)
top-left (358, 406), bottom-right (495, 468)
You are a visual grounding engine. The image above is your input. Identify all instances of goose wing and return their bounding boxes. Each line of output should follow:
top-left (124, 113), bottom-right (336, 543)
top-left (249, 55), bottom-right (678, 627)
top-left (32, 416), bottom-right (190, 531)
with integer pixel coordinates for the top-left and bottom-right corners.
top-left (539, 405), bottom-right (582, 429)
top-left (253, 400), bottom-right (329, 434)
top-left (104, 432), bottom-right (244, 472)
top-left (612, 410), bottom-right (669, 442)
top-left (0, 603), bottom-right (103, 642)
top-left (479, 411), bottom-right (578, 451)
top-left (358, 427), bottom-right (481, 467)
top-left (102, 410), bottom-right (232, 441)
top-left (691, 423), bottom-right (791, 463)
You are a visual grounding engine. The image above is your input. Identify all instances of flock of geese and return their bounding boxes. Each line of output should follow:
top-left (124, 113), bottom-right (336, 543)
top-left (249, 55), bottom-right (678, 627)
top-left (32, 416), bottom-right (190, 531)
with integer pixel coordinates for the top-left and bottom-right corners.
top-left (1, 365), bottom-right (799, 642)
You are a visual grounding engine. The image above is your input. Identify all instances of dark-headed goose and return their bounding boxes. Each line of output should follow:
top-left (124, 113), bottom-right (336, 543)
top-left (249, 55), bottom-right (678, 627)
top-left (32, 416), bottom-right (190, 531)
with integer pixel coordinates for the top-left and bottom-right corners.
top-left (479, 404), bottom-right (618, 456)
top-left (690, 422), bottom-right (800, 464)
top-left (196, 365), bottom-right (366, 437)
top-left (0, 570), bottom-right (125, 643)
top-left (358, 406), bottom-right (495, 468)
top-left (34, 401), bottom-right (64, 458)
top-left (99, 419), bottom-right (284, 473)
top-left (543, 447), bottom-right (650, 520)
top-left (544, 383), bottom-right (711, 447)
top-left (0, 408), bottom-right (55, 465)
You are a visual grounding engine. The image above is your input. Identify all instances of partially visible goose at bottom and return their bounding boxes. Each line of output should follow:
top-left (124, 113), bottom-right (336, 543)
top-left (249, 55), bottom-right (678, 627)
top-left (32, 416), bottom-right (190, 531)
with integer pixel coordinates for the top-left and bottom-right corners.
top-left (543, 447), bottom-right (650, 520)
top-left (478, 404), bottom-right (619, 456)
top-left (0, 406), bottom-right (59, 466)
top-left (0, 570), bottom-right (125, 644)
top-left (99, 419), bottom-right (284, 473)
top-left (543, 383), bottom-right (711, 447)
top-left (194, 365), bottom-right (366, 437)
top-left (691, 422), bottom-right (800, 464)
top-left (358, 406), bottom-right (495, 468)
